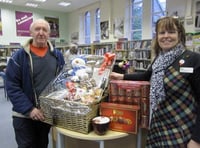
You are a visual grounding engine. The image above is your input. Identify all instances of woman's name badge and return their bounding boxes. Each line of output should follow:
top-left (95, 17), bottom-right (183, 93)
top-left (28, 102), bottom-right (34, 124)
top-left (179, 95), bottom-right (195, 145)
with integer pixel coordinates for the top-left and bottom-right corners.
top-left (180, 67), bottom-right (194, 73)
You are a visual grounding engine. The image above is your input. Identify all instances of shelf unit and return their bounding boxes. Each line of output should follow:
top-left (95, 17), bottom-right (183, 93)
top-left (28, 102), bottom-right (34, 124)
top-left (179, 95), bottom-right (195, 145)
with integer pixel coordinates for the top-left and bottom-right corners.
top-left (77, 41), bottom-right (128, 74)
top-left (112, 40), bottom-right (129, 74)
top-left (55, 45), bottom-right (70, 54)
top-left (91, 42), bottom-right (113, 56)
top-left (114, 41), bottom-right (128, 60)
top-left (77, 44), bottom-right (92, 55)
top-left (0, 40), bottom-right (153, 72)
top-left (54, 40), bottom-right (152, 73)
top-left (128, 40), bottom-right (152, 72)
top-left (0, 45), bottom-right (21, 69)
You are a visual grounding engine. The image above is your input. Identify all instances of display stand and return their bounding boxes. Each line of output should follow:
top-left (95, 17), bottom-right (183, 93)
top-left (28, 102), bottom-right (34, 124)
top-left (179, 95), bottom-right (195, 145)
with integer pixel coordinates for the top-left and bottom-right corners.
top-left (55, 127), bottom-right (143, 148)
top-left (56, 127), bottom-right (128, 148)
top-left (136, 128), bottom-right (142, 148)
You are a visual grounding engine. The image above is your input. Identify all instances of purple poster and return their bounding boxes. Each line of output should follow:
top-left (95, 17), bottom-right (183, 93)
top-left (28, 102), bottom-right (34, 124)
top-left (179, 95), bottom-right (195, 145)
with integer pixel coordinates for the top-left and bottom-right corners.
top-left (15, 11), bottom-right (33, 36)
top-left (0, 9), bottom-right (2, 36)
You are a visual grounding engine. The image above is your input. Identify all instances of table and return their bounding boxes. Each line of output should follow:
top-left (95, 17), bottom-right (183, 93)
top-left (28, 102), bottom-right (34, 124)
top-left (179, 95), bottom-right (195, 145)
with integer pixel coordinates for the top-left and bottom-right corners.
top-left (56, 127), bottom-right (129, 148)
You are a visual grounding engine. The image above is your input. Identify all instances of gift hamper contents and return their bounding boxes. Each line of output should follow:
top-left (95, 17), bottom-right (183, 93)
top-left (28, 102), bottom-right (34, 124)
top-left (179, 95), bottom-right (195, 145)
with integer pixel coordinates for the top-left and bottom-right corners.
top-left (109, 80), bottom-right (150, 129)
top-left (39, 53), bottom-right (115, 134)
top-left (100, 102), bottom-right (140, 134)
top-left (92, 116), bottom-right (110, 135)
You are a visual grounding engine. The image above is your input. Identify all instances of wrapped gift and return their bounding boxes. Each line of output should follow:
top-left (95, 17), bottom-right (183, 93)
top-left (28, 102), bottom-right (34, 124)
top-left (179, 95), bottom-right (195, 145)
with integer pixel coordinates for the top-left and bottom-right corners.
top-left (109, 80), bottom-right (150, 129)
top-left (100, 102), bottom-right (140, 134)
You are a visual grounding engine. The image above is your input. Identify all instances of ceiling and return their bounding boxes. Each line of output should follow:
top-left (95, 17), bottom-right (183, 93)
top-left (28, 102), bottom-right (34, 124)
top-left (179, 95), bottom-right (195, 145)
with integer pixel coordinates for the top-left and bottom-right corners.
top-left (1, 0), bottom-right (100, 13)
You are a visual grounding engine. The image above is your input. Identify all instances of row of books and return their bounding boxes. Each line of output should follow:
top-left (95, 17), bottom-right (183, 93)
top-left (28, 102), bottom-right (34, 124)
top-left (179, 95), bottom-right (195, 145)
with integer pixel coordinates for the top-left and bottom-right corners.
top-left (93, 47), bottom-right (113, 55)
top-left (128, 60), bottom-right (151, 70)
top-left (114, 39), bottom-right (152, 51)
top-left (77, 47), bottom-right (92, 55)
top-left (128, 50), bottom-right (151, 60)
top-left (128, 39), bottom-right (152, 49)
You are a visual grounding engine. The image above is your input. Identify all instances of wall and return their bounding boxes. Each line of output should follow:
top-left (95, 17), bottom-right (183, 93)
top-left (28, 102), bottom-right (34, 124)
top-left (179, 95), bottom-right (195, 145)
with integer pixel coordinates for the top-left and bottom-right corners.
top-left (67, 0), bottom-right (129, 44)
top-left (142, 0), bottom-right (152, 39)
top-left (67, 0), bottom-right (197, 44)
top-left (68, 2), bottom-right (101, 44)
top-left (0, 3), bottom-right (69, 45)
top-left (0, 0), bottom-right (198, 45)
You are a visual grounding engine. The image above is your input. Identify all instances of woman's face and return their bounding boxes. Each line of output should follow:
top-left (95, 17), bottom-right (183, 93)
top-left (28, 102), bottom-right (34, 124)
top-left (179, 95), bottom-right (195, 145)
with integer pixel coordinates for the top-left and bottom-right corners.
top-left (157, 27), bottom-right (179, 52)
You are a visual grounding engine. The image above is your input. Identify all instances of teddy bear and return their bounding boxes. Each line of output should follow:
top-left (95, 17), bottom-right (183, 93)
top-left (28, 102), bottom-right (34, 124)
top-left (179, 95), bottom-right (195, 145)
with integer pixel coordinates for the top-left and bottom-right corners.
top-left (68, 56), bottom-right (92, 82)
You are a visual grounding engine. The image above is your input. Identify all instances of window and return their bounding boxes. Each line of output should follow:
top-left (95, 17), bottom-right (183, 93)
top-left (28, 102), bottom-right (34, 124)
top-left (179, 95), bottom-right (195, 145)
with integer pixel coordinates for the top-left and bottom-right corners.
top-left (130, 0), bottom-right (143, 40)
top-left (152, 0), bottom-right (166, 37)
top-left (95, 8), bottom-right (100, 41)
top-left (85, 11), bottom-right (91, 44)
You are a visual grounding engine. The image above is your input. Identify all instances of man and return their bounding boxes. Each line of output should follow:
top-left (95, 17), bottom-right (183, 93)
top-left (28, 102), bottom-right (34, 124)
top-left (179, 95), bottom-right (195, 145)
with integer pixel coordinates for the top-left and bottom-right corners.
top-left (6, 19), bottom-right (65, 148)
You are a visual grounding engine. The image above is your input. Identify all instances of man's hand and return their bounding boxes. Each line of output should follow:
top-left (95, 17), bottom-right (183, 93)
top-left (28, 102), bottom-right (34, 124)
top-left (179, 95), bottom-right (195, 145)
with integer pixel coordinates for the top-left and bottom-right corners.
top-left (29, 107), bottom-right (45, 121)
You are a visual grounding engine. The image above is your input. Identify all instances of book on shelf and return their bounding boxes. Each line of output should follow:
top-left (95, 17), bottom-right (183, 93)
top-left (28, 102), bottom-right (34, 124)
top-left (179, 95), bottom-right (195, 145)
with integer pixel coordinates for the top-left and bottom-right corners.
top-left (140, 40), bottom-right (152, 49)
top-left (94, 47), bottom-right (112, 55)
top-left (134, 41), bottom-right (142, 49)
top-left (115, 41), bottom-right (128, 51)
top-left (129, 39), bottom-right (151, 50)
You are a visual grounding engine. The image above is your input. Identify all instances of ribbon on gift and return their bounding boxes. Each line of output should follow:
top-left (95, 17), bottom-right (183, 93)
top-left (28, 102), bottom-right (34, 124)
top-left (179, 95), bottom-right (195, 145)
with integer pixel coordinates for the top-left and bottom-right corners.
top-left (99, 52), bottom-right (115, 75)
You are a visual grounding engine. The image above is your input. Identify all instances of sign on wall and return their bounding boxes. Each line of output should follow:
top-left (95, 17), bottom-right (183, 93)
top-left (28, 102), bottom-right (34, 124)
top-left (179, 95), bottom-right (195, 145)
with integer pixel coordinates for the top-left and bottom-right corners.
top-left (100, 21), bottom-right (109, 40)
top-left (71, 32), bottom-right (79, 43)
top-left (15, 11), bottom-right (33, 36)
top-left (113, 17), bottom-right (124, 39)
top-left (45, 17), bottom-right (59, 38)
top-left (0, 9), bottom-right (2, 36)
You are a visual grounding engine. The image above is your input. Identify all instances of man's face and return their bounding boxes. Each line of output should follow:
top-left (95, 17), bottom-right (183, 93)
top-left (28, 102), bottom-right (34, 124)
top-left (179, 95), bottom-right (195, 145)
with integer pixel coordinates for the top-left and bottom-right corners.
top-left (30, 22), bottom-right (50, 47)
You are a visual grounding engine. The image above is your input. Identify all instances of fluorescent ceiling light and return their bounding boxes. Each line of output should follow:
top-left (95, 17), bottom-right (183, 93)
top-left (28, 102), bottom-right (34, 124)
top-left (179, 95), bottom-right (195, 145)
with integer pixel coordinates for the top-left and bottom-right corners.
top-left (26, 3), bottom-right (38, 8)
top-left (58, 2), bottom-right (71, 7)
top-left (33, 0), bottom-right (46, 2)
top-left (0, 0), bottom-right (12, 3)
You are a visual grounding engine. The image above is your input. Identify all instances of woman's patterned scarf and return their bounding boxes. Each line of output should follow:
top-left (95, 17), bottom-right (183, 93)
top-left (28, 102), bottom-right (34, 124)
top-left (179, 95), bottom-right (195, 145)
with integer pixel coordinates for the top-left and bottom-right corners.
top-left (150, 43), bottom-right (185, 111)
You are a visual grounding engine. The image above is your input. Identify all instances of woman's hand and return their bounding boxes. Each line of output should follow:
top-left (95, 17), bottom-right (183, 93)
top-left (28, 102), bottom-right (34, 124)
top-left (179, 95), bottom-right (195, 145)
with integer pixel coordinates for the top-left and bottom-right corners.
top-left (110, 72), bottom-right (124, 80)
top-left (187, 140), bottom-right (200, 148)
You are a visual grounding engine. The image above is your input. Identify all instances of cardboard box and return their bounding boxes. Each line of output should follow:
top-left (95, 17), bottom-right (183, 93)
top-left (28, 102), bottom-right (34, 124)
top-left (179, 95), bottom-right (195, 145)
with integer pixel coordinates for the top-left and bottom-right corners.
top-left (100, 102), bottom-right (140, 134)
top-left (109, 80), bottom-right (150, 99)
top-left (109, 80), bottom-right (150, 129)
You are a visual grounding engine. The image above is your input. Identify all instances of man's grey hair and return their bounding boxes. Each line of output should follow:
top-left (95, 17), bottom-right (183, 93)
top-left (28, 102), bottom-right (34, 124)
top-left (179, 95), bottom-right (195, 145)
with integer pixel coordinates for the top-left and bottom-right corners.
top-left (29, 19), bottom-right (50, 33)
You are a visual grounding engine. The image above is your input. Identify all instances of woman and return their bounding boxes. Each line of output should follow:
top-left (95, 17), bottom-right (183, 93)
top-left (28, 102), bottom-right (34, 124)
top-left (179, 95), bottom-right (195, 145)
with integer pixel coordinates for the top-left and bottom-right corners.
top-left (110, 17), bottom-right (200, 148)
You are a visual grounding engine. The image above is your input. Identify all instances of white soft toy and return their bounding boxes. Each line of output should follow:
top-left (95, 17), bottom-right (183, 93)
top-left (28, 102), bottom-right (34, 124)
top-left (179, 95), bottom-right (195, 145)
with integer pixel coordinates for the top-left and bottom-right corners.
top-left (68, 57), bottom-right (91, 81)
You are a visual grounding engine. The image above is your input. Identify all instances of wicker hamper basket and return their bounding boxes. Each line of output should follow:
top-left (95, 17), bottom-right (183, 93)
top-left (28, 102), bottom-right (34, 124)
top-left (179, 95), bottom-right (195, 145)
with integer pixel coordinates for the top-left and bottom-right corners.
top-left (40, 96), bottom-right (99, 134)
top-left (39, 54), bottom-right (115, 134)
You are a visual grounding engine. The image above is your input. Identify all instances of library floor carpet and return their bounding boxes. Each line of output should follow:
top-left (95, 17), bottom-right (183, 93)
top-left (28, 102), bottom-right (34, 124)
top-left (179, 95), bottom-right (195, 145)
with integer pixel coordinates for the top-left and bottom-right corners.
top-left (0, 88), bottom-right (53, 148)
